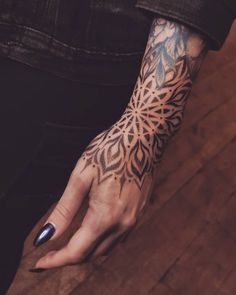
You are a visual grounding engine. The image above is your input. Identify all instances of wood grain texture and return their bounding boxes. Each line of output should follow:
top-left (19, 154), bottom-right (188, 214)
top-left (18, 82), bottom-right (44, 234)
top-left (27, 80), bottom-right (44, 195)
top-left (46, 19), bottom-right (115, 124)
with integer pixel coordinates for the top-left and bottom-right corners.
top-left (7, 21), bottom-right (236, 295)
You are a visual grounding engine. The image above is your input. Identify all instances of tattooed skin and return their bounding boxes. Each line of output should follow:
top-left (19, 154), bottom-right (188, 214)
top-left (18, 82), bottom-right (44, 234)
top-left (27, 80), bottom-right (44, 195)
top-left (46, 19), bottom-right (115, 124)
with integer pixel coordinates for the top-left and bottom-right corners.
top-left (80, 18), bottom-right (208, 192)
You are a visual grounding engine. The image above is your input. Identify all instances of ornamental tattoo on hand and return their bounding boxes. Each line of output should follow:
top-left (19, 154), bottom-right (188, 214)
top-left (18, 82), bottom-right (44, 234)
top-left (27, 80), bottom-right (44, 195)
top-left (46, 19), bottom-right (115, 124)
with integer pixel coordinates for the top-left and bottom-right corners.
top-left (80, 18), bottom-right (208, 192)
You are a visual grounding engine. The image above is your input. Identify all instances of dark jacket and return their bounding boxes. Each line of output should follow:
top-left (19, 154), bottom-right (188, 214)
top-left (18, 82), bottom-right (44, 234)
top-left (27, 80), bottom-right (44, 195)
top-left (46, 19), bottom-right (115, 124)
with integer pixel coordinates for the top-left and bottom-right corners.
top-left (0, 0), bottom-right (235, 85)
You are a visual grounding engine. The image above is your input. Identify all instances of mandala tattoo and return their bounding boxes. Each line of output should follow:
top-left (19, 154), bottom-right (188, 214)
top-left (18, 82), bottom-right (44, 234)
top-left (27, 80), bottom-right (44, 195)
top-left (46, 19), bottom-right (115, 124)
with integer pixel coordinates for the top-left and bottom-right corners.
top-left (80, 18), bottom-right (208, 192)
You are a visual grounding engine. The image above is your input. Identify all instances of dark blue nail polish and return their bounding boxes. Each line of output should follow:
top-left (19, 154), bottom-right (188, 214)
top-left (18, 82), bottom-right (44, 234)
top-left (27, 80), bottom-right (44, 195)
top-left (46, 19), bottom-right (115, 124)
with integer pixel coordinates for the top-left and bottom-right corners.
top-left (33, 223), bottom-right (55, 247)
top-left (28, 268), bottom-right (46, 273)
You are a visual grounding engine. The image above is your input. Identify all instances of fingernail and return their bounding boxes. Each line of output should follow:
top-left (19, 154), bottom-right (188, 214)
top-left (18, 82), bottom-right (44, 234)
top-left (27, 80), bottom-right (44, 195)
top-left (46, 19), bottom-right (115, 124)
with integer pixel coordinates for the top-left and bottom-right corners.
top-left (28, 268), bottom-right (46, 273)
top-left (33, 223), bottom-right (55, 247)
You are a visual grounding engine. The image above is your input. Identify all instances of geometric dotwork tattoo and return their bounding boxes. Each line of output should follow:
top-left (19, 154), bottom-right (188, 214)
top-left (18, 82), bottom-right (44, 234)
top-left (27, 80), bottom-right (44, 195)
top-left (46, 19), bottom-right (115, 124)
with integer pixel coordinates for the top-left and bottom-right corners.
top-left (80, 18), bottom-right (208, 192)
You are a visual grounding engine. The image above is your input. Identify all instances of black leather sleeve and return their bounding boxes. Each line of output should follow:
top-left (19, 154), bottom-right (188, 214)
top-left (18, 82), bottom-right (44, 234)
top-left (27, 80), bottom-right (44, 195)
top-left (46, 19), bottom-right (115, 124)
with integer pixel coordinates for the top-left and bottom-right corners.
top-left (136, 0), bottom-right (236, 50)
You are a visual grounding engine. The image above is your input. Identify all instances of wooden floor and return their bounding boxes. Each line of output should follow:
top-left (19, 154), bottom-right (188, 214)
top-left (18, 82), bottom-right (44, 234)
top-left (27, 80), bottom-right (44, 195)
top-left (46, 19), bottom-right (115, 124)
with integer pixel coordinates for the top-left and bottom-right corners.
top-left (7, 22), bottom-right (236, 295)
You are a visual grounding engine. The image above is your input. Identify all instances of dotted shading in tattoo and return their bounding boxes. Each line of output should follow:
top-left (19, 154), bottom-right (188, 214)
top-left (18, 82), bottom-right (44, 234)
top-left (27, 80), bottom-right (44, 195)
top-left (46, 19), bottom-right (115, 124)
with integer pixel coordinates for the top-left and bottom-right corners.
top-left (80, 18), bottom-right (208, 191)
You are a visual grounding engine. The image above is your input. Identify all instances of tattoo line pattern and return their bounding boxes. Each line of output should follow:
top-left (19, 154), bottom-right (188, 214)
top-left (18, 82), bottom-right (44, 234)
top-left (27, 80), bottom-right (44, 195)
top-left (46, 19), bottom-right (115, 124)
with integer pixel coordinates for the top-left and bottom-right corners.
top-left (80, 18), bottom-right (208, 192)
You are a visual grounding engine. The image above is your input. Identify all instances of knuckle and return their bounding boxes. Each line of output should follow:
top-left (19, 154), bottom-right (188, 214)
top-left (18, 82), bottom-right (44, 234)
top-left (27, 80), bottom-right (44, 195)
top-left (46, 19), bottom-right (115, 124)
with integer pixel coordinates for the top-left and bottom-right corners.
top-left (102, 212), bottom-right (116, 226)
top-left (70, 168), bottom-right (81, 183)
top-left (69, 168), bottom-right (88, 191)
top-left (121, 216), bottom-right (137, 228)
top-left (54, 202), bottom-right (71, 222)
top-left (91, 214), bottom-right (117, 234)
top-left (95, 211), bottom-right (120, 231)
top-left (89, 199), bottom-right (127, 231)
top-left (97, 206), bottom-right (122, 228)
top-left (116, 198), bottom-right (126, 212)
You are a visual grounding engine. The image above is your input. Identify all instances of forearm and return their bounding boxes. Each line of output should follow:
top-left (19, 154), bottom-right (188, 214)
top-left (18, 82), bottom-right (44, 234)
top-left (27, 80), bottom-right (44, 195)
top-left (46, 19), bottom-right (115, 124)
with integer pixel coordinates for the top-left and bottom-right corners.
top-left (117, 19), bottom-right (208, 175)
top-left (81, 18), bottom-right (208, 191)
top-left (122, 18), bottom-right (207, 151)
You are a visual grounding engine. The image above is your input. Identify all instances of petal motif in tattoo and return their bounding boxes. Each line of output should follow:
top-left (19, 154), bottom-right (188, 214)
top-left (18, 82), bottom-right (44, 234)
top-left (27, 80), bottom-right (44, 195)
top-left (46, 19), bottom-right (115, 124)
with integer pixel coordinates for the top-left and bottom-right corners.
top-left (80, 18), bottom-right (208, 192)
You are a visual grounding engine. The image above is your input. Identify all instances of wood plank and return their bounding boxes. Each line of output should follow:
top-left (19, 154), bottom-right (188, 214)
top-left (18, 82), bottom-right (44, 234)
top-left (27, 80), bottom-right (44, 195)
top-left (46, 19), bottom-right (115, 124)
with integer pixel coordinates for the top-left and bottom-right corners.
top-left (217, 192), bottom-right (236, 243)
top-left (215, 267), bottom-right (236, 295)
top-left (152, 97), bottom-right (236, 210)
top-left (152, 224), bottom-right (236, 295)
top-left (148, 283), bottom-right (176, 295)
top-left (151, 193), bottom-right (236, 295)
top-left (70, 139), bottom-right (236, 295)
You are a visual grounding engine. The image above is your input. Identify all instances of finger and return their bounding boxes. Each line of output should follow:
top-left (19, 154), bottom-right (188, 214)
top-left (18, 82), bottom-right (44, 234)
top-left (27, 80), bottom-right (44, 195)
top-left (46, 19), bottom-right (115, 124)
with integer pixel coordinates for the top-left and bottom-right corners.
top-left (34, 169), bottom-right (91, 246)
top-left (90, 230), bottom-right (125, 259)
top-left (90, 215), bottom-right (138, 259)
top-left (35, 227), bottom-right (96, 269)
top-left (92, 221), bottom-right (137, 259)
top-left (120, 227), bottom-right (133, 243)
top-left (35, 208), bottom-right (119, 269)
top-left (118, 216), bottom-right (138, 244)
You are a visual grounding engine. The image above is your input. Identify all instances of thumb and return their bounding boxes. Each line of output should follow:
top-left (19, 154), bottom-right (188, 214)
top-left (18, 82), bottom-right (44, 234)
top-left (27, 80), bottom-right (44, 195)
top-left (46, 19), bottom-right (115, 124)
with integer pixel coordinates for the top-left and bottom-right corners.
top-left (33, 170), bottom-right (91, 247)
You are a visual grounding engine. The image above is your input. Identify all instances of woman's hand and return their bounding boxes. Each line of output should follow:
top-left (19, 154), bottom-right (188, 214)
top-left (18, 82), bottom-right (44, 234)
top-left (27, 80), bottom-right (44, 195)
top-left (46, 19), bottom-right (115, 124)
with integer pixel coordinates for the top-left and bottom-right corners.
top-left (32, 17), bottom-right (208, 270)
top-left (33, 119), bottom-right (156, 269)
